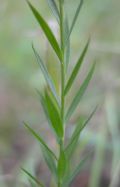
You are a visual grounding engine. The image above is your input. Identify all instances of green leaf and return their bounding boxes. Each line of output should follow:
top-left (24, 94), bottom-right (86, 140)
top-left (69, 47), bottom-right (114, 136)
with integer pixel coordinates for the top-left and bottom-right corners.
top-left (63, 153), bottom-right (91, 187)
top-left (32, 45), bottom-right (60, 105)
top-left (24, 122), bottom-right (57, 161)
top-left (21, 168), bottom-right (44, 187)
top-left (65, 106), bottom-right (97, 159)
top-left (44, 92), bottom-right (64, 140)
top-left (57, 149), bottom-right (67, 181)
top-left (46, 0), bottom-right (60, 23)
top-left (27, 1), bottom-right (62, 61)
top-left (64, 39), bottom-right (90, 95)
top-left (37, 89), bottom-right (63, 142)
top-left (37, 90), bottom-right (52, 125)
top-left (65, 0), bottom-right (83, 46)
top-left (24, 122), bottom-right (57, 177)
top-left (66, 62), bottom-right (96, 122)
top-left (41, 146), bottom-right (57, 180)
top-left (64, 15), bottom-right (70, 71)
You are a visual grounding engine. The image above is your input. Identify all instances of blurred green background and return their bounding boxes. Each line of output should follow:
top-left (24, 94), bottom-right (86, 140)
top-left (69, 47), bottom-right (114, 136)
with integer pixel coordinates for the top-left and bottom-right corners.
top-left (0, 0), bottom-right (120, 186)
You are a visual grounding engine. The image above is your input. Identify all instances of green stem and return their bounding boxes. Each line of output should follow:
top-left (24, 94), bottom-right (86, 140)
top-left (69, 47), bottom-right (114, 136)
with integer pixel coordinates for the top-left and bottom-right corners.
top-left (59, 0), bottom-right (64, 52)
top-left (61, 63), bottom-right (65, 126)
top-left (58, 1), bottom-right (65, 187)
top-left (59, 0), bottom-right (65, 127)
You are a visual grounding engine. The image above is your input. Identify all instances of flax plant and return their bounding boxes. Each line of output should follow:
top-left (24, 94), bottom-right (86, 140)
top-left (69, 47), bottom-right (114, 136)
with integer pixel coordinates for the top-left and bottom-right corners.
top-left (22, 0), bottom-right (97, 186)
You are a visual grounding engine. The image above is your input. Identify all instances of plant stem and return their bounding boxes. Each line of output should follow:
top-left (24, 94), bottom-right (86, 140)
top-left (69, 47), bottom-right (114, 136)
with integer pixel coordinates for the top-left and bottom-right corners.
top-left (59, 0), bottom-right (65, 127)
top-left (61, 63), bottom-right (65, 125)
top-left (58, 0), bottom-right (65, 187)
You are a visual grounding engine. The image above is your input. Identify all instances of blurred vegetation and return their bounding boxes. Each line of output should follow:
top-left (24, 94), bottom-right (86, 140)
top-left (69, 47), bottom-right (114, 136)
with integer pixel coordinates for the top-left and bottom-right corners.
top-left (0, 0), bottom-right (120, 186)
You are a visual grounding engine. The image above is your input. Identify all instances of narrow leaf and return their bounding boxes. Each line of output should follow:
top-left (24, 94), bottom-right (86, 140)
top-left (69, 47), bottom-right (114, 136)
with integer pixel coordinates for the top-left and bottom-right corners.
top-left (24, 122), bottom-right (57, 160)
top-left (21, 168), bottom-right (44, 187)
top-left (37, 90), bottom-right (62, 143)
top-left (64, 39), bottom-right (90, 95)
top-left (27, 1), bottom-right (62, 61)
top-left (46, 0), bottom-right (60, 23)
top-left (44, 92), bottom-right (63, 140)
top-left (69, 106), bottom-right (97, 147)
top-left (41, 146), bottom-right (57, 179)
top-left (64, 15), bottom-right (70, 71)
top-left (58, 149), bottom-right (67, 181)
top-left (65, 0), bottom-right (83, 46)
top-left (37, 90), bottom-right (52, 126)
top-left (32, 45), bottom-right (60, 105)
top-left (24, 122), bottom-right (57, 177)
top-left (63, 153), bottom-right (91, 187)
top-left (65, 106), bottom-right (97, 159)
top-left (66, 62), bottom-right (96, 121)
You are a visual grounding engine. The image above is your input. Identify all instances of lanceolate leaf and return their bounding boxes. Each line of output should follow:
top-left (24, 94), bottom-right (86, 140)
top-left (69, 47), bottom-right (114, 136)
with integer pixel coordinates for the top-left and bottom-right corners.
top-left (46, 0), bottom-right (60, 23)
top-left (24, 122), bottom-right (57, 177)
top-left (32, 45), bottom-right (60, 105)
top-left (64, 15), bottom-right (69, 43)
top-left (27, 1), bottom-right (62, 61)
top-left (64, 39), bottom-right (90, 95)
top-left (65, 120), bottom-right (84, 160)
top-left (65, 0), bottom-right (83, 46)
top-left (24, 122), bottom-right (57, 161)
top-left (68, 107), bottom-right (97, 147)
top-left (66, 62), bottom-right (96, 122)
top-left (37, 90), bottom-right (52, 126)
top-left (57, 149), bottom-right (67, 181)
top-left (41, 146), bottom-right (57, 179)
top-left (64, 15), bottom-right (70, 71)
top-left (21, 168), bottom-right (44, 187)
top-left (65, 106), bottom-right (97, 159)
top-left (37, 90), bottom-right (62, 143)
top-left (63, 154), bottom-right (90, 187)
top-left (44, 92), bottom-right (64, 140)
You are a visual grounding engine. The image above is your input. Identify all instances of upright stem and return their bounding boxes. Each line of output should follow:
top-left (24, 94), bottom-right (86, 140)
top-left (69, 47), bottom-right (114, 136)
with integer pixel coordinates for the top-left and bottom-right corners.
top-left (58, 0), bottom-right (65, 187)
top-left (59, 0), bottom-right (65, 127)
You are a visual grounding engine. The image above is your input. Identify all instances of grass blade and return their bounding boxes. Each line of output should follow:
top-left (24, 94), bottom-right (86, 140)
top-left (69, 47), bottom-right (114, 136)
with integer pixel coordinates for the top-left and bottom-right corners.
top-left (46, 0), bottom-right (60, 23)
top-left (27, 1), bottom-right (62, 61)
top-left (65, 106), bottom-right (97, 159)
top-left (21, 168), bottom-right (44, 187)
top-left (66, 62), bottom-right (96, 122)
top-left (24, 122), bottom-right (57, 160)
top-left (64, 39), bottom-right (90, 95)
top-left (65, 0), bottom-right (83, 46)
top-left (32, 45), bottom-right (60, 105)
